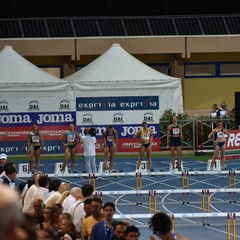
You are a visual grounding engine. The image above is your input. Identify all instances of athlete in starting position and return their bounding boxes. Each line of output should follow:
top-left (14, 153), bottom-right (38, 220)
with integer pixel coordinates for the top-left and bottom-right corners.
top-left (60, 124), bottom-right (81, 173)
top-left (101, 125), bottom-right (118, 173)
top-left (27, 123), bottom-right (44, 173)
top-left (208, 120), bottom-right (229, 170)
top-left (133, 121), bottom-right (153, 173)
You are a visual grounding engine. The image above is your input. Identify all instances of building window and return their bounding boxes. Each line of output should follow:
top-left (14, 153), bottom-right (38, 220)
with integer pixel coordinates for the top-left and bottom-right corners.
top-left (40, 66), bottom-right (63, 78)
top-left (148, 63), bottom-right (172, 76)
top-left (220, 63), bottom-right (240, 76)
top-left (185, 63), bottom-right (216, 77)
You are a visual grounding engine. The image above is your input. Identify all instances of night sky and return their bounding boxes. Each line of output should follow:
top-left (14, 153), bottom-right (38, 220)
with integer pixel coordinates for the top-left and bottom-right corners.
top-left (0, 0), bottom-right (239, 18)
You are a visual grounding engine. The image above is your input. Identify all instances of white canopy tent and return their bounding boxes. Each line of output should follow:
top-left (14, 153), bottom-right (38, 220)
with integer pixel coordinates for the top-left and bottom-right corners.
top-left (65, 43), bottom-right (183, 117)
top-left (0, 46), bottom-right (70, 97)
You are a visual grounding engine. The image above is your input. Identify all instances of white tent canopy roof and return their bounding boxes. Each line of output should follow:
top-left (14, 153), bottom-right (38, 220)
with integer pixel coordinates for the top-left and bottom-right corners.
top-left (65, 43), bottom-right (179, 82)
top-left (0, 45), bottom-right (65, 84)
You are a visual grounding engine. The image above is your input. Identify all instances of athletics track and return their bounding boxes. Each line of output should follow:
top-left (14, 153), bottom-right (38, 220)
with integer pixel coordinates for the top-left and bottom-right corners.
top-left (15, 156), bottom-right (240, 240)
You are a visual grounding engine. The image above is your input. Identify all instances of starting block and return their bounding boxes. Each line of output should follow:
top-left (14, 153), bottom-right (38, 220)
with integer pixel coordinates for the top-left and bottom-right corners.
top-left (207, 159), bottom-right (221, 171)
top-left (137, 161), bottom-right (148, 173)
top-left (18, 163), bottom-right (30, 175)
top-left (169, 160), bottom-right (184, 171)
top-left (54, 163), bottom-right (69, 175)
top-left (98, 162), bottom-right (109, 173)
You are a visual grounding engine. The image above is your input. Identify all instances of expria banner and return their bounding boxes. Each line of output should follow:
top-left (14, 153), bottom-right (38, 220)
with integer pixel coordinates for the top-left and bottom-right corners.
top-left (0, 111), bottom-right (76, 155)
top-left (76, 96), bottom-right (161, 152)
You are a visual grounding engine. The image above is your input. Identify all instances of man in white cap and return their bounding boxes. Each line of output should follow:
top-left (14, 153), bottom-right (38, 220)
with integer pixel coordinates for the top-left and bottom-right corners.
top-left (0, 153), bottom-right (7, 176)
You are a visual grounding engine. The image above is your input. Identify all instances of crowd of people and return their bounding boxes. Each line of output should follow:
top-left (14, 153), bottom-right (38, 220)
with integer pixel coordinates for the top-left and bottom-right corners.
top-left (0, 165), bottom-right (190, 239)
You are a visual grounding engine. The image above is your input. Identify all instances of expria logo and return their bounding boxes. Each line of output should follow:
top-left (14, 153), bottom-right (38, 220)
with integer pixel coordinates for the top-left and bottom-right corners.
top-left (76, 96), bottom-right (159, 111)
top-left (82, 113), bottom-right (94, 124)
top-left (23, 145), bottom-right (61, 152)
top-left (28, 100), bottom-right (40, 111)
top-left (59, 99), bottom-right (70, 110)
top-left (113, 112), bottom-right (124, 123)
top-left (0, 146), bottom-right (19, 153)
top-left (121, 126), bottom-right (157, 137)
top-left (143, 112), bottom-right (154, 122)
top-left (0, 101), bottom-right (9, 111)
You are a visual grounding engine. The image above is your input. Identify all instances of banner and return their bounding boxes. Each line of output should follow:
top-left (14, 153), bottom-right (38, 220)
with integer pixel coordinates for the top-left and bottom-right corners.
top-left (76, 96), bottom-right (160, 152)
top-left (225, 129), bottom-right (240, 159)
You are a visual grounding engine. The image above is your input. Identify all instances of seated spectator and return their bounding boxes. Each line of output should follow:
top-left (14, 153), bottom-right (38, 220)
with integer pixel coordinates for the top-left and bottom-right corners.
top-left (125, 225), bottom-right (140, 240)
top-left (0, 153), bottom-right (7, 176)
top-left (217, 101), bottom-right (228, 119)
top-left (149, 212), bottom-right (190, 240)
top-left (210, 103), bottom-right (218, 118)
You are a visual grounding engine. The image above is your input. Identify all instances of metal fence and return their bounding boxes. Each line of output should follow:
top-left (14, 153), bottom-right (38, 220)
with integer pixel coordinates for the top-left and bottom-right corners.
top-left (160, 119), bottom-right (235, 151)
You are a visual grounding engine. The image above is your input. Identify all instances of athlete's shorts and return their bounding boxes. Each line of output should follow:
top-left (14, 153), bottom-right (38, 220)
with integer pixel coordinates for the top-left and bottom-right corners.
top-left (106, 142), bottom-right (114, 149)
top-left (68, 145), bottom-right (76, 150)
top-left (215, 142), bottom-right (225, 148)
top-left (33, 145), bottom-right (41, 151)
top-left (170, 140), bottom-right (181, 147)
top-left (142, 143), bottom-right (151, 149)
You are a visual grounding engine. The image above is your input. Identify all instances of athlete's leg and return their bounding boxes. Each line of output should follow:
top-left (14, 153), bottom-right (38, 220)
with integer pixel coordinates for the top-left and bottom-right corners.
top-left (136, 146), bottom-right (146, 171)
top-left (170, 146), bottom-right (176, 170)
top-left (210, 144), bottom-right (220, 169)
top-left (35, 148), bottom-right (41, 172)
top-left (146, 145), bottom-right (152, 171)
top-left (176, 145), bottom-right (182, 170)
top-left (109, 144), bottom-right (115, 171)
top-left (220, 144), bottom-right (226, 169)
top-left (70, 147), bottom-right (76, 172)
top-left (62, 147), bottom-right (70, 172)
top-left (29, 149), bottom-right (34, 172)
top-left (103, 146), bottom-right (109, 171)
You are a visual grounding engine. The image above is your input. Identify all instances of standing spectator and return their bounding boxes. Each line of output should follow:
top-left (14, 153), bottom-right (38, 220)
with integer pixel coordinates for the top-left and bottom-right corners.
top-left (125, 225), bottom-right (140, 240)
top-left (59, 216), bottom-right (77, 240)
top-left (90, 202), bottom-right (116, 240)
top-left (82, 198), bottom-right (104, 240)
top-left (167, 116), bottom-right (183, 171)
top-left (1, 162), bottom-right (17, 189)
top-left (62, 187), bottom-right (82, 213)
top-left (101, 125), bottom-right (118, 173)
top-left (45, 182), bottom-right (70, 207)
top-left (208, 120), bottom-right (230, 170)
top-left (210, 103), bottom-right (219, 118)
top-left (149, 212), bottom-right (190, 240)
top-left (32, 199), bottom-right (45, 225)
top-left (33, 174), bottom-right (50, 202)
top-left (60, 124), bottom-right (81, 173)
top-left (27, 123), bottom-right (44, 173)
top-left (0, 185), bottom-right (22, 240)
top-left (217, 101), bottom-right (228, 119)
top-left (113, 221), bottom-right (127, 240)
top-left (69, 184), bottom-right (94, 234)
top-left (82, 128), bottom-right (97, 174)
top-left (133, 121), bottom-right (153, 173)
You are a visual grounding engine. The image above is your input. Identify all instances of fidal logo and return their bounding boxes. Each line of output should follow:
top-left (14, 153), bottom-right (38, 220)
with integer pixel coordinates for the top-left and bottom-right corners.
top-left (143, 112), bottom-right (154, 122)
top-left (82, 113), bottom-right (93, 124)
top-left (59, 99), bottom-right (70, 110)
top-left (0, 101), bottom-right (9, 111)
top-left (28, 100), bottom-right (40, 111)
top-left (113, 112), bottom-right (124, 123)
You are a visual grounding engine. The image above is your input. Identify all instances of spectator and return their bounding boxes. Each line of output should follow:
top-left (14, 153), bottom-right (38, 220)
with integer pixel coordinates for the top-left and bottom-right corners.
top-left (45, 182), bottom-right (70, 207)
top-left (210, 103), bottom-right (219, 118)
top-left (58, 217), bottom-right (77, 240)
top-left (149, 212), bottom-right (190, 240)
top-left (0, 153), bottom-right (7, 176)
top-left (31, 199), bottom-right (45, 225)
top-left (47, 204), bottom-right (63, 236)
top-left (217, 101), bottom-right (228, 119)
top-left (38, 206), bottom-right (52, 231)
top-left (48, 179), bottom-right (62, 196)
top-left (69, 184), bottom-right (94, 233)
top-left (33, 174), bottom-right (50, 202)
top-left (82, 197), bottom-right (104, 240)
top-left (82, 127), bottom-right (97, 174)
top-left (1, 162), bottom-right (17, 189)
top-left (125, 225), bottom-right (140, 240)
top-left (0, 185), bottom-right (21, 240)
top-left (62, 187), bottom-right (82, 213)
top-left (90, 202), bottom-right (116, 240)
top-left (113, 221), bottom-right (127, 240)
